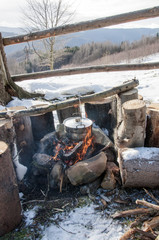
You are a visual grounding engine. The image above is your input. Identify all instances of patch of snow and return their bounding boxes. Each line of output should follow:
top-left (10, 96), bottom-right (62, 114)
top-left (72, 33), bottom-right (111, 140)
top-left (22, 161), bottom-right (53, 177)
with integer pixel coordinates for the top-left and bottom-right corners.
top-left (13, 142), bottom-right (27, 181)
top-left (0, 105), bottom-right (5, 110)
top-left (122, 147), bottom-right (159, 161)
top-left (24, 206), bottom-right (38, 226)
top-left (42, 204), bottom-right (126, 240)
top-left (6, 97), bottom-right (50, 109)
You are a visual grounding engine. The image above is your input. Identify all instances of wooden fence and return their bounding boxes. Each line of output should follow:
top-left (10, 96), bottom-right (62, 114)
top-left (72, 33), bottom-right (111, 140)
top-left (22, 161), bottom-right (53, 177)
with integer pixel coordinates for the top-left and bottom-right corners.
top-left (2, 6), bottom-right (159, 82)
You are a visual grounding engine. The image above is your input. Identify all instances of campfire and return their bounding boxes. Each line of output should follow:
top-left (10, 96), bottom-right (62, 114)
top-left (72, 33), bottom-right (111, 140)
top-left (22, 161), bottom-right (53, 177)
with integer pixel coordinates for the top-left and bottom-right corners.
top-left (32, 116), bottom-right (113, 190)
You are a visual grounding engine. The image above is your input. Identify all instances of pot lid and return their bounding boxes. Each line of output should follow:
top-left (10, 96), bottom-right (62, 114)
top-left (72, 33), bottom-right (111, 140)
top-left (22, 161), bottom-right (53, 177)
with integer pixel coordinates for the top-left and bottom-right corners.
top-left (63, 117), bottom-right (92, 129)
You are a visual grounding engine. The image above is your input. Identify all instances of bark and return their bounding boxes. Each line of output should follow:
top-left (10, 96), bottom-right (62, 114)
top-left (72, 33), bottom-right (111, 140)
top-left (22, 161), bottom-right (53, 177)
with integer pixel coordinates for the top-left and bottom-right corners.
top-left (0, 141), bottom-right (22, 236)
top-left (145, 103), bottom-right (159, 147)
top-left (101, 162), bottom-right (119, 190)
top-left (0, 79), bottom-right (139, 119)
top-left (0, 33), bottom-right (44, 105)
top-left (118, 147), bottom-right (159, 188)
top-left (117, 99), bottom-right (146, 148)
top-left (3, 6), bottom-right (159, 45)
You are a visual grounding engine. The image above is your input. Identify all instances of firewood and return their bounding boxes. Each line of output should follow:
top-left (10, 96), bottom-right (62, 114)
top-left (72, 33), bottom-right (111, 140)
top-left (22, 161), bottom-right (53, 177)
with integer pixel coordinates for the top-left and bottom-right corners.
top-left (145, 103), bottom-right (159, 147)
top-left (142, 216), bottom-right (159, 232)
top-left (136, 199), bottom-right (159, 211)
top-left (119, 228), bottom-right (136, 240)
top-left (112, 208), bottom-right (156, 219)
top-left (144, 189), bottom-right (159, 205)
top-left (120, 228), bottom-right (156, 240)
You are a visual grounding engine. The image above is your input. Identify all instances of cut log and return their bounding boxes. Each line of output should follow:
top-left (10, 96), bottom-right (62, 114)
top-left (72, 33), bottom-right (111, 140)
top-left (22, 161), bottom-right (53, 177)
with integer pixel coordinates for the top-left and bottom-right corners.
top-left (66, 152), bottom-right (107, 186)
top-left (30, 105), bottom-right (55, 141)
top-left (57, 105), bottom-right (80, 124)
top-left (8, 106), bottom-right (35, 167)
top-left (117, 88), bottom-right (138, 125)
top-left (118, 147), bottom-right (159, 188)
top-left (145, 103), bottom-right (159, 147)
top-left (101, 162), bottom-right (119, 190)
top-left (117, 99), bottom-right (146, 148)
top-left (0, 141), bottom-right (22, 236)
top-left (85, 96), bottom-right (117, 140)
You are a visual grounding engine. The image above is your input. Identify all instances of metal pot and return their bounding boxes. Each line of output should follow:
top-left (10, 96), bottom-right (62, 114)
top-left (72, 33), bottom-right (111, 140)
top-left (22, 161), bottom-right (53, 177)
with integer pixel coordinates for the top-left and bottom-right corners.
top-left (63, 117), bottom-right (93, 141)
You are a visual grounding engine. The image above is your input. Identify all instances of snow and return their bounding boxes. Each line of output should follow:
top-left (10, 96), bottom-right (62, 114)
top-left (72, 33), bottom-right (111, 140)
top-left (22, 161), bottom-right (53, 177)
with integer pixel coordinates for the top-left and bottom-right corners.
top-left (12, 142), bottom-right (27, 181)
top-left (42, 204), bottom-right (126, 240)
top-left (121, 147), bottom-right (159, 161)
top-left (24, 206), bottom-right (38, 226)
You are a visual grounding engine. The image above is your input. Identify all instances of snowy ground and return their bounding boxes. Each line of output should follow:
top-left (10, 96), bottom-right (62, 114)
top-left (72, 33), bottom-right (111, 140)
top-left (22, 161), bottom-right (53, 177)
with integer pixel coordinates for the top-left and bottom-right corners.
top-left (1, 54), bottom-right (159, 239)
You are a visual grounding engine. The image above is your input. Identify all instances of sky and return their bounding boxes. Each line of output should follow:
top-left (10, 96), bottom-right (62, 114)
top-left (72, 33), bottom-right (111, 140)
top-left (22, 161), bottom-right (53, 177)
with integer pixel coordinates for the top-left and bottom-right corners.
top-left (0, 0), bottom-right (159, 28)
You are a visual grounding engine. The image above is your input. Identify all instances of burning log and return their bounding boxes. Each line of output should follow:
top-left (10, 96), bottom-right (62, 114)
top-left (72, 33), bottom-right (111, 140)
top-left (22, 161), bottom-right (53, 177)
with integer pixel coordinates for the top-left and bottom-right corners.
top-left (145, 103), bottom-right (159, 147)
top-left (66, 152), bottom-right (107, 186)
top-left (118, 147), bottom-right (159, 188)
top-left (116, 99), bottom-right (146, 148)
top-left (0, 141), bottom-right (22, 236)
top-left (62, 141), bottom-right (83, 164)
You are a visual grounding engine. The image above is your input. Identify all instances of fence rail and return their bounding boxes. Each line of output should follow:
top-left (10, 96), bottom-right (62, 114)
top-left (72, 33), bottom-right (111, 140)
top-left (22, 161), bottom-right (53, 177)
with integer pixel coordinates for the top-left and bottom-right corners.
top-left (3, 6), bottom-right (159, 46)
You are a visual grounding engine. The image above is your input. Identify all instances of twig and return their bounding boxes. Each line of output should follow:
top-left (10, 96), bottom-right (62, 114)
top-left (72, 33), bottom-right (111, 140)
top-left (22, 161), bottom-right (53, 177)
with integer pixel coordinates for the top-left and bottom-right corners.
top-left (144, 189), bottom-right (159, 205)
top-left (120, 228), bottom-right (156, 240)
top-left (112, 208), bottom-right (155, 219)
top-left (56, 223), bottom-right (76, 235)
top-left (136, 199), bottom-right (159, 211)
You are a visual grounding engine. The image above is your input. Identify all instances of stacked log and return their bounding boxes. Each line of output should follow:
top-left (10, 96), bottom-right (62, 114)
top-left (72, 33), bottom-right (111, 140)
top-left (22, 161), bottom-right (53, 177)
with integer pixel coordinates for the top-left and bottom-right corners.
top-left (145, 103), bottom-right (159, 147)
top-left (0, 141), bottom-right (22, 236)
top-left (116, 99), bottom-right (146, 148)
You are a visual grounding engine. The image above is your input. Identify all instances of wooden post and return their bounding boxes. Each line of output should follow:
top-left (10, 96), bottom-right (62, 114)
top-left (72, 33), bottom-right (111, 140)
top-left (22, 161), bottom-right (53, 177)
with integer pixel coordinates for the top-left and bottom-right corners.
top-left (0, 141), bottom-right (22, 236)
top-left (117, 99), bottom-right (146, 148)
top-left (10, 106), bottom-right (35, 167)
top-left (117, 88), bottom-right (138, 125)
top-left (30, 105), bottom-right (55, 141)
top-left (85, 96), bottom-right (117, 141)
top-left (145, 103), bottom-right (159, 147)
top-left (57, 105), bottom-right (80, 124)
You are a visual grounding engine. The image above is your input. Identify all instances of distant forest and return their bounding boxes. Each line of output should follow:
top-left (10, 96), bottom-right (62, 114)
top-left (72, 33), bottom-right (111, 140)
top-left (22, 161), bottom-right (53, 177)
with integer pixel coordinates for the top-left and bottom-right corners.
top-left (8, 33), bottom-right (159, 75)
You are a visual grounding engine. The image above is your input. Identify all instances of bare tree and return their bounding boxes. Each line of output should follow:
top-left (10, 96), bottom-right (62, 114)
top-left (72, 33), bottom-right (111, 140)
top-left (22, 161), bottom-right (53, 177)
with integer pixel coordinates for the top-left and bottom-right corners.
top-left (22, 0), bottom-right (74, 70)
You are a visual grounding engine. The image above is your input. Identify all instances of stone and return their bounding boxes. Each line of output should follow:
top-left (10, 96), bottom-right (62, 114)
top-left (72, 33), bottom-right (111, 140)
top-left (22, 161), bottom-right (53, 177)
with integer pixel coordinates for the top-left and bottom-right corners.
top-left (66, 152), bottom-right (107, 186)
top-left (101, 162), bottom-right (119, 190)
top-left (32, 153), bottom-right (53, 176)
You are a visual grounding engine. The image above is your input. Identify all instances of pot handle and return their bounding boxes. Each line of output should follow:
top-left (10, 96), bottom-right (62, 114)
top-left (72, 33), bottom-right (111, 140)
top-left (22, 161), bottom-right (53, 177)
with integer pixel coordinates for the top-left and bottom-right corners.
top-left (76, 123), bottom-right (85, 129)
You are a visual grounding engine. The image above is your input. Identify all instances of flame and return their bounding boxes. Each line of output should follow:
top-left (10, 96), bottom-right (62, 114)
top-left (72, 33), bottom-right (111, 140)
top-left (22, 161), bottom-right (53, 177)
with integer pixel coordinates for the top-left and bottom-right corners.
top-left (52, 127), bottom-right (94, 166)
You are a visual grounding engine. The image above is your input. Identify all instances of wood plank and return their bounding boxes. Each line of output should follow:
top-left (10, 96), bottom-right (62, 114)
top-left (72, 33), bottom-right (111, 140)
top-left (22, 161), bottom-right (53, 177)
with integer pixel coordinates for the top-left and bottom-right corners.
top-left (3, 6), bottom-right (159, 46)
top-left (12, 62), bottom-right (159, 82)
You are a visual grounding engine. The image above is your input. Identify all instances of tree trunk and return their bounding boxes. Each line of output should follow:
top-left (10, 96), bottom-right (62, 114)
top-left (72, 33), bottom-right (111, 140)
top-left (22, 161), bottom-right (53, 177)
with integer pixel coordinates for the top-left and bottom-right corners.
top-left (145, 103), bottom-right (159, 147)
top-left (11, 106), bottom-right (35, 167)
top-left (0, 33), bottom-right (44, 105)
top-left (0, 141), bottom-right (22, 236)
top-left (116, 99), bottom-right (146, 148)
top-left (118, 147), bottom-right (159, 188)
top-left (57, 105), bottom-right (80, 124)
